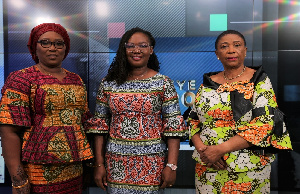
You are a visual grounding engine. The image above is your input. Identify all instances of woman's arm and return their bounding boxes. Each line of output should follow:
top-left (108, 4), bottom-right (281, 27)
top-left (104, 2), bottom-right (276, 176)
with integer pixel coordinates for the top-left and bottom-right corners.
top-left (160, 77), bottom-right (186, 188)
top-left (0, 125), bottom-right (30, 194)
top-left (220, 134), bottom-right (252, 153)
top-left (160, 137), bottom-right (180, 189)
top-left (191, 132), bottom-right (206, 152)
top-left (93, 134), bottom-right (107, 190)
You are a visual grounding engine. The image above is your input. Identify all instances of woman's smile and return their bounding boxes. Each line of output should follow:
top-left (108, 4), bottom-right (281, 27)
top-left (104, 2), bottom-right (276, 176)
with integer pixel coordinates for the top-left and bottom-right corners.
top-left (131, 55), bottom-right (142, 61)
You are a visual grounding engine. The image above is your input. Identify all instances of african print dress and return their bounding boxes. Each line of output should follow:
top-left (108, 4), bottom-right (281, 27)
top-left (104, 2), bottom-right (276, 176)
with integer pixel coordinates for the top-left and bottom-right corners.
top-left (87, 73), bottom-right (186, 194)
top-left (188, 66), bottom-right (292, 194)
top-left (0, 66), bottom-right (93, 193)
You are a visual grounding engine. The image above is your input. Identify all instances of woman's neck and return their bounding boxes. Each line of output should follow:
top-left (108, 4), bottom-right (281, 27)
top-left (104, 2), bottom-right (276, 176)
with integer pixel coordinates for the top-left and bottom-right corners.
top-left (223, 65), bottom-right (246, 81)
top-left (128, 67), bottom-right (149, 80)
top-left (38, 63), bottom-right (63, 74)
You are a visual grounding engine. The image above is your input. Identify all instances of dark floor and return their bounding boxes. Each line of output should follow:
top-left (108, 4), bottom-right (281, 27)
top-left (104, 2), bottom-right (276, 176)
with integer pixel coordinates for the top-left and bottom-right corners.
top-left (1, 187), bottom-right (299, 194)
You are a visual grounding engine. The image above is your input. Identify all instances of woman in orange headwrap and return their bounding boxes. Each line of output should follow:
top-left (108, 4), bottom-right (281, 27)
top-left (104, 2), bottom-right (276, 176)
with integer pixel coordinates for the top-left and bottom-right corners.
top-left (0, 23), bottom-right (93, 194)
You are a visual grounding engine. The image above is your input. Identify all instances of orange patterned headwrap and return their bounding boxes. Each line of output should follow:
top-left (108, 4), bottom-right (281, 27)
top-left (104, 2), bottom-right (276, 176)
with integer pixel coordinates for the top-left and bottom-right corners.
top-left (27, 23), bottom-right (70, 63)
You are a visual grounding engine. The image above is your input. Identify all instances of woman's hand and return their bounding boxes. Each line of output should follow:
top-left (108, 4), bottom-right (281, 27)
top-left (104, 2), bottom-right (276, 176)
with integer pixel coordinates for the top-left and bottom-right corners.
top-left (93, 135), bottom-right (107, 190)
top-left (206, 158), bottom-right (227, 170)
top-left (160, 167), bottom-right (176, 189)
top-left (0, 125), bottom-right (30, 194)
top-left (198, 145), bottom-right (225, 165)
top-left (197, 145), bottom-right (227, 170)
top-left (94, 165), bottom-right (107, 190)
top-left (161, 137), bottom-right (180, 189)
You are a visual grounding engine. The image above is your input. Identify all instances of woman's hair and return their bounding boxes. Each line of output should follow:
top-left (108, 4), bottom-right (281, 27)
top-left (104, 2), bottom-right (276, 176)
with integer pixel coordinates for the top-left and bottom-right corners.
top-left (105, 27), bottom-right (160, 85)
top-left (27, 23), bottom-right (70, 63)
top-left (215, 30), bottom-right (246, 50)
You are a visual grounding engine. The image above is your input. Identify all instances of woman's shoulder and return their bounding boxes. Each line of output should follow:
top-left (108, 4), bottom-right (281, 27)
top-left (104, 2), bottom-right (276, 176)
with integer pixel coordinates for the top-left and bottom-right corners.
top-left (6, 66), bottom-right (37, 81)
top-left (153, 72), bottom-right (173, 82)
top-left (2, 66), bottom-right (37, 93)
top-left (153, 72), bottom-right (166, 79)
top-left (13, 65), bottom-right (36, 74)
top-left (63, 69), bottom-right (87, 85)
top-left (152, 73), bottom-right (177, 88)
top-left (64, 69), bottom-right (81, 78)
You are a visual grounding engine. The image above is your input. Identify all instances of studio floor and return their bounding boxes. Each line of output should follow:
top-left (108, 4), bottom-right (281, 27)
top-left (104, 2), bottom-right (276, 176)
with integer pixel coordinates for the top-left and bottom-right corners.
top-left (86, 188), bottom-right (300, 194)
top-left (0, 187), bottom-right (299, 193)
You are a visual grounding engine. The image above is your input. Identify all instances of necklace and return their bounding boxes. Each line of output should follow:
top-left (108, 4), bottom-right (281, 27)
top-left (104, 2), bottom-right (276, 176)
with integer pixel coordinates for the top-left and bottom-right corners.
top-left (129, 69), bottom-right (148, 80)
top-left (223, 66), bottom-right (246, 80)
top-left (38, 64), bottom-right (64, 76)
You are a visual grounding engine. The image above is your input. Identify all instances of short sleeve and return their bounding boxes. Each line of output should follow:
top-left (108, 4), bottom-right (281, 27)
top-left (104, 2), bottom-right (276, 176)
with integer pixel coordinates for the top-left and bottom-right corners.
top-left (0, 70), bottom-right (31, 127)
top-left (86, 80), bottom-right (110, 134)
top-left (161, 77), bottom-right (187, 137)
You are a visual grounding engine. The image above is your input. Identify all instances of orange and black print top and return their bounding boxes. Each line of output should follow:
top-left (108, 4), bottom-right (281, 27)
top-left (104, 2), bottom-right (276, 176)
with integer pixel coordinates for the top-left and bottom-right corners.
top-left (0, 66), bottom-right (93, 164)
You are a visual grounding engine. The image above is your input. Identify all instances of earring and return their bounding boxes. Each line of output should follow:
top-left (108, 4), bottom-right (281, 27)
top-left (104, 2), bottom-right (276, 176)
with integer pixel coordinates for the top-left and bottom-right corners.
top-left (217, 57), bottom-right (219, 60)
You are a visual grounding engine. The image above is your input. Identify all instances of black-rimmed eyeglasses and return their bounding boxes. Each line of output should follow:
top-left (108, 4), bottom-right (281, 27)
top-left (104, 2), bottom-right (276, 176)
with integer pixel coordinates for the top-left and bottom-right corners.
top-left (37, 40), bottom-right (65, 49)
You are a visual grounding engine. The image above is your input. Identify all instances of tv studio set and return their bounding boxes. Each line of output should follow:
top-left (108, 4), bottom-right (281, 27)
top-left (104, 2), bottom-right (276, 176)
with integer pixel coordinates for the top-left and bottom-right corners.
top-left (0, 0), bottom-right (300, 193)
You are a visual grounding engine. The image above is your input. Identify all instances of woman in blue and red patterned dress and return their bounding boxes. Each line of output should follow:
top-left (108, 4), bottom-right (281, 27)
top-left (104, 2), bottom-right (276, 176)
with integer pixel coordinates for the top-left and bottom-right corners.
top-left (87, 27), bottom-right (187, 194)
top-left (0, 23), bottom-right (93, 194)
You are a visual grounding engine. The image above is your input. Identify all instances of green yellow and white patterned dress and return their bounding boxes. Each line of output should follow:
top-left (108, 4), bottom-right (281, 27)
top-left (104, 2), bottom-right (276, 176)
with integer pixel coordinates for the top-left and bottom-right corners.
top-left (188, 66), bottom-right (292, 194)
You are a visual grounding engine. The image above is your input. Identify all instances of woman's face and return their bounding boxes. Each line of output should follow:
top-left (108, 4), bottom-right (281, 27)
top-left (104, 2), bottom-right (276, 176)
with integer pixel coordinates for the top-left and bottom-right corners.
top-left (126, 32), bottom-right (153, 68)
top-left (36, 31), bottom-right (66, 67)
top-left (215, 34), bottom-right (247, 68)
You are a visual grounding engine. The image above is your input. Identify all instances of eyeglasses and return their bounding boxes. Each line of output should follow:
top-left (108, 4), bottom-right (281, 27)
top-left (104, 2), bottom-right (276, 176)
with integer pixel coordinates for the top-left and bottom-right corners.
top-left (37, 40), bottom-right (65, 49)
top-left (125, 43), bottom-right (151, 50)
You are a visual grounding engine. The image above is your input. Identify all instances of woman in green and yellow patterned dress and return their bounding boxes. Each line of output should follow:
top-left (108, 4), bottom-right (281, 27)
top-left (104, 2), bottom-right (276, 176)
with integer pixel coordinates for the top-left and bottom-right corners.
top-left (188, 30), bottom-right (292, 194)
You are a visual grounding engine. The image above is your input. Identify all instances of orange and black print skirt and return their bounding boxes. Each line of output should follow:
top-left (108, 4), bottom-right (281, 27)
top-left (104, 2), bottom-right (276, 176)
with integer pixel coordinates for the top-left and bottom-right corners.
top-left (23, 162), bottom-right (83, 194)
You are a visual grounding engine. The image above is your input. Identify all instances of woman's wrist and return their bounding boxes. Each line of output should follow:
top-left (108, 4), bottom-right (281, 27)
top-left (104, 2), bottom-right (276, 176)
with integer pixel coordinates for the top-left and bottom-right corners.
top-left (196, 144), bottom-right (207, 152)
top-left (12, 179), bottom-right (29, 189)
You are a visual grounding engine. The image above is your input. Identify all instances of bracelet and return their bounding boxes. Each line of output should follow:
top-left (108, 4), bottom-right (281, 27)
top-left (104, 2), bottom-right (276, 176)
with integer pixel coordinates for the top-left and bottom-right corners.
top-left (12, 179), bottom-right (29, 189)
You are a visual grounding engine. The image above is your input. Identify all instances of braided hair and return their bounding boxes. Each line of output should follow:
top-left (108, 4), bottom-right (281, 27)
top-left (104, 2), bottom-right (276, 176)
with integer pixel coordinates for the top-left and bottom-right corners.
top-left (105, 27), bottom-right (160, 85)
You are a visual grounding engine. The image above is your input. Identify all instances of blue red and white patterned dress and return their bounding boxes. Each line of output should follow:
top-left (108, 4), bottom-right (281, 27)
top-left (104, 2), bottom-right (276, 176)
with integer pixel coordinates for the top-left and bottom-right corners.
top-left (87, 73), bottom-right (186, 194)
top-left (0, 66), bottom-right (93, 193)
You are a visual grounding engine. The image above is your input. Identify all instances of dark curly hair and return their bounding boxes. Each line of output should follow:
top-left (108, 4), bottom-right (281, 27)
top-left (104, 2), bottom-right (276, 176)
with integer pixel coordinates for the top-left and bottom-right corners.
top-left (105, 27), bottom-right (160, 85)
top-left (215, 30), bottom-right (246, 50)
